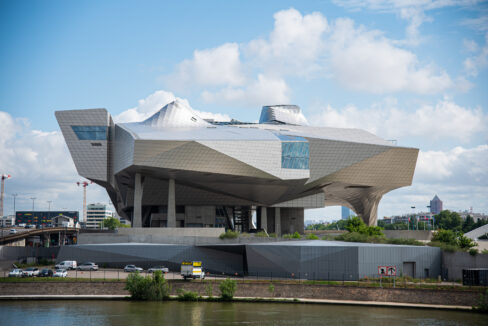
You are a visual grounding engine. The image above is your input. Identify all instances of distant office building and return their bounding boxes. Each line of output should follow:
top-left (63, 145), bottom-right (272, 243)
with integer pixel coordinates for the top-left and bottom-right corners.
top-left (16, 211), bottom-right (79, 227)
top-left (430, 195), bottom-right (443, 215)
top-left (86, 203), bottom-right (113, 229)
top-left (0, 215), bottom-right (15, 227)
top-left (341, 206), bottom-right (353, 220)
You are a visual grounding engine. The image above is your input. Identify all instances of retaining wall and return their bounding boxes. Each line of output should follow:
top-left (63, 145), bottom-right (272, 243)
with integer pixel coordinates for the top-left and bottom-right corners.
top-left (0, 281), bottom-right (481, 307)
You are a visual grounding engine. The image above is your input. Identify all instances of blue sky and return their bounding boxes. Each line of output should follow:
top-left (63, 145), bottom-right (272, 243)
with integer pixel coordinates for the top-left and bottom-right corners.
top-left (1, 0), bottom-right (487, 220)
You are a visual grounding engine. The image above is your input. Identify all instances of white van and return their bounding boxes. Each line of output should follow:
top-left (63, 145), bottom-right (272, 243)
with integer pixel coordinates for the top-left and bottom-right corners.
top-left (55, 261), bottom-right (77, 270)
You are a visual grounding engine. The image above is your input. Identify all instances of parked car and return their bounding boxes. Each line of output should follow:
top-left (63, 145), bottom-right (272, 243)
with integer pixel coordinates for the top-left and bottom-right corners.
top-left (22, 267), bottom-right (39, 277)
top-left (148, 266), bottom-right (169, 273)
top-left (53, 269), bottom-right (67, 278)
top-left (77, 262), bottom-right (98, 271)
top-left (8, 268), bottom-right (23, 277)
top-left (124, 265), bottom-right (143, 273)
top-left (25, 224), bottom-right (35, 229)
top-left (9, 229), bottom-right (17, 234)
top-left (55, 260), bottom-right (77, 270)
top-left (38, 269), bottom-right (54, 277)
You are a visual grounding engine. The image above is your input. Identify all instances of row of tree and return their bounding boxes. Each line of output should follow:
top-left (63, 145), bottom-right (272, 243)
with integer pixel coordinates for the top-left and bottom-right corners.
top-left (306, 210), bottom-right (487, 234)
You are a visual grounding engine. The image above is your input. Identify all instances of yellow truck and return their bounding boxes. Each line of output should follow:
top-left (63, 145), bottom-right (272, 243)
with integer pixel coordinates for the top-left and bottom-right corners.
top-left (181, 261), bottom-right (205, 280)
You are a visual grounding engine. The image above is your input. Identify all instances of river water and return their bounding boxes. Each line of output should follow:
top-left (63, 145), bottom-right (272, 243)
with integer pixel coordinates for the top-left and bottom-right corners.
top-left (0, 300), bottom-right (486, 325)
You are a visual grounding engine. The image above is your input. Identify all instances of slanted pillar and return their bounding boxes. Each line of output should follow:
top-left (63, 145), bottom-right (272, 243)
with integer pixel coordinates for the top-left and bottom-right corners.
top-left (261, 207), bottom-right (267, 232)
top-left (275, 207), bottom-right (281, 236)
top-left (167, 178), bottom-right (176, 227)
top-left (133, 173), bottom-right (143, 227)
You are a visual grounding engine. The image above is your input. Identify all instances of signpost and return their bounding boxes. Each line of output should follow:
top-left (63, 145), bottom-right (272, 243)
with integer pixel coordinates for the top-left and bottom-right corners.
top-left (378, 265), bottom-right (397, 287)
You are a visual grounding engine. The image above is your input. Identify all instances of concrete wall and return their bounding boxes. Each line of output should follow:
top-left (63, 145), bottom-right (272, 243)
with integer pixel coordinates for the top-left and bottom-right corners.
top-left (383, 230), bottom-right (433, 241)
top-left (0, 246), bottom-right (60, 265)
top-left (117, 227), bottom-right (224, 237)
top-left (358, 246), bottom-right (441, 279)
top-left (280, 208), bottom-right (304, 234)
top-left (442, 251), bottom-right (488, 281)
top-left (0, 281), bottom-right (481, 307)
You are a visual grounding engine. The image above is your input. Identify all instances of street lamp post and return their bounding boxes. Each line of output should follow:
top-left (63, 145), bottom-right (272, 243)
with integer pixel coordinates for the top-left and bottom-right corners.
top-left (410, 206), bottom-right (416, 230)
top-left (30, 197), bottom-right (36, 211)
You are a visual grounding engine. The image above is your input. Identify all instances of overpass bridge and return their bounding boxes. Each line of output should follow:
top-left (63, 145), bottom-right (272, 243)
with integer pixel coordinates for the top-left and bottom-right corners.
top-left (0, 227), bottom-right (79, 246)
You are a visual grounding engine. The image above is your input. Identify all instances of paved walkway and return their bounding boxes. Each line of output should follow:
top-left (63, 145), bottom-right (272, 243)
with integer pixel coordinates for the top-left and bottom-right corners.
top-left (0, 295), bottom-right (473, 310)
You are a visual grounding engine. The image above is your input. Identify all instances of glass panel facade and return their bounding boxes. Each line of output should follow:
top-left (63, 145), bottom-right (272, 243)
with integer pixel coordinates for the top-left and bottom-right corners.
top-left (281, 141), bottom-right (309, 169)
top-left (72, 126), bottom-right (107, 140)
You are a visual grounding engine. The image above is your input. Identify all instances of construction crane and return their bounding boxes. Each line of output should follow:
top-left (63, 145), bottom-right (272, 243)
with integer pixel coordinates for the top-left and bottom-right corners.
top-left (77, 181), bottom-right (92, 223)
top-left (1, 174), bottom-right (11, 217)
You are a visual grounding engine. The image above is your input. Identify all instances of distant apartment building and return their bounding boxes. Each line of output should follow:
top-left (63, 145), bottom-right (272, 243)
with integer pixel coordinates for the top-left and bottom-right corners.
top-left (341, 206), bottom-right (353, 220)
top-left (430, 195), bottom-right (443, 215)
top-left (86, 203), bottom-right (113, 229)
top-left (0, 215), bottom-right (15, 227)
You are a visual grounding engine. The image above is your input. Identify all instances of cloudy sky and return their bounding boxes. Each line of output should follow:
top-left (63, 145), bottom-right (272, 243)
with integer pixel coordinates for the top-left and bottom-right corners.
top-left (1, 0), bottom-right (487, 221)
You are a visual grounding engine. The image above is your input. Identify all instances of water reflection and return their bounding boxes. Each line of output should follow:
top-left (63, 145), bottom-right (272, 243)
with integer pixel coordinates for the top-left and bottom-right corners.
top-left (0, 301), bottom-right (486, 326)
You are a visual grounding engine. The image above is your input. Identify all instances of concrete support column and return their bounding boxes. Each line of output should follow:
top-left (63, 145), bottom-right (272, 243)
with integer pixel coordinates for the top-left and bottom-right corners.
top-left (167, 178), bottom-right (176, 228)
top-left (275, 207), bottom-right (281, 236)
top-left (133, 173), bottom-right (144, 227)
top-left (261, 207), bottom-right (267, 232)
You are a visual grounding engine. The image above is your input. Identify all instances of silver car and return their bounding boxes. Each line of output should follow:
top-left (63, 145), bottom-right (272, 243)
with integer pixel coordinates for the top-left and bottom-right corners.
top-left (148, 266), bottom-right (169, 273)
top-left (77, 262), bottom-right (98, 271)
top-left (124, 264), bottom-right (143, 273)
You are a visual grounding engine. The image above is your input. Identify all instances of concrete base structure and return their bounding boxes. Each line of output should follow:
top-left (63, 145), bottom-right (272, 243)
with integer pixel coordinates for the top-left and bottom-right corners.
top-left (56, 240), bottom-right (441, 280)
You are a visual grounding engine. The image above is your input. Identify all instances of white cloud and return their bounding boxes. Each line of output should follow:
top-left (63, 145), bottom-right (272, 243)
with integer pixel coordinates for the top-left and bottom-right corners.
top-left (201, 74), bottom-right (290, 106)
top-left (328, 18), bottom-right (452, 94)
top-left (169, 43), bottom-right (245, 90)
top-left (0, 111), bottom-right (110, 215)
top-left (378, 144), bottom-right (488, 216)
top-left (464, 32), bottom-right (488, 77)
top-left (461, 14), bottom-right (488, 32)
top-left (310, 98), bottom-right (487, 143)
top-left (115, 90), bottom-right (230, 123)
top-left (245, 8), bottom-right (329, 76)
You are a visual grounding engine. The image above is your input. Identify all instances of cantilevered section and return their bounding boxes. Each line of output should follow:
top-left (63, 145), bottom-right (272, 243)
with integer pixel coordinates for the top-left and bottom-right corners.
top-left (56, 101), bottom-right (418, 232)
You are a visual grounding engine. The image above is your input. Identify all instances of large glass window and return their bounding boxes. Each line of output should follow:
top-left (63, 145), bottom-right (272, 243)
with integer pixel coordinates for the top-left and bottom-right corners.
top-left (281, 141), bottom-right (309, 169)
top-left (72, 126), bottom-right (107, 140)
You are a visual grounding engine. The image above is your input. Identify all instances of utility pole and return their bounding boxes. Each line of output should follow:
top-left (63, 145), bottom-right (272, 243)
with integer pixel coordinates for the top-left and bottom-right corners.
top-left (47, 200), bottom-right (52, 222)
top-left (77, 181), bottom-right (92, 223)
top-left (12, 193), bottom-right (18, 215)
top-left (30, 197), bottom-right (36, 211)
top-left (0, 174), bottom-right (11, 217)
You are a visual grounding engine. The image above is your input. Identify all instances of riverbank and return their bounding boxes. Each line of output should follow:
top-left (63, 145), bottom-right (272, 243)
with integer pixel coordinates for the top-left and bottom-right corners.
top-left (0, 294), bottom-right (474, 311)
top-left (0, 280), bottom-right (484, 309)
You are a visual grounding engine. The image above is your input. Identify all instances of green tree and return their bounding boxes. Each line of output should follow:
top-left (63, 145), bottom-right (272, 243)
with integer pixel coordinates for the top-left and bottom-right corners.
top-left (345, 216), bottom-right (366, 233)
top-left (432, 229), bottom-right (458, 245)
top-left (125, 271), bottom-right (170, 301)
top-left (435, 210), bottom-right (462, 231)
top-left (100, 217), bottom-right (129, 230)
top-left (462, 215), bottom-right (476, 233)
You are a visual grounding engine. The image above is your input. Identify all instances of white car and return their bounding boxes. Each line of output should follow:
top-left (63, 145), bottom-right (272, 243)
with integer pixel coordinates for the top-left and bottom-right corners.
top-left (9, 229), bottom-right (17, 234)
top-left (53, 269), bottom-right (67, 277)
top-left (148, 266), bottom-right (169, 273)
top-left (8, 268), bottom-right (23, 277)
top-left (55, 260), bottom-right (77, 270)
top-left (124, 265), bottom-right (143, 273)
top-left (22, 267), bottom-right (39, 277)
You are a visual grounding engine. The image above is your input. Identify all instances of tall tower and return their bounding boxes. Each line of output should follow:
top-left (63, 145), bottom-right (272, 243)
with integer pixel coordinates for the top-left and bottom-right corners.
top-left (1, 174), bottom-right (11, 217)
top-left (430, 195), bottom-right (443, 215)
top-left (77, 181), bottom-right (92, 223)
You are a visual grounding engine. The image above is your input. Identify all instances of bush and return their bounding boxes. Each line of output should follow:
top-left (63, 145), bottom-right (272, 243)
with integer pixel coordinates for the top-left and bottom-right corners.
top-left (268, 283), bottom-right (275, 294)
top-left (428, 241), bottom-right (458, 252)
top-left (255, 231), bottom-right (268, 237)
top-left (469, 248), bottom-right (478, 256)
top-left (306, 233), bottom-right (319, 240)
top-left (177, 289), bottom-right (200, 301)
top-left (431, 229), bottom-right (458, 245)
top-left (268, 233), bottom-right (277, 238)
top-left (219, 230), bottom-right (239, 239)
top-left (345, 216), bottom-right (384, 236)
top-left (458, 235), bottom-right (476, 249)
top-left (205, 283), bottom-right (213, 298)
top-left (125, 271), bottom-right (170, 301)
top-left (473, 289), bottom-right (488, 313)
top-left (219, 278), bottom-right (237, 301)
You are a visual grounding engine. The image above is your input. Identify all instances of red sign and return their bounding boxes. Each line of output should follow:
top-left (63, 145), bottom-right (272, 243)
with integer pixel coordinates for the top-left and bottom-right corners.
top-left (378, 266), bottom-right (397, 276)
